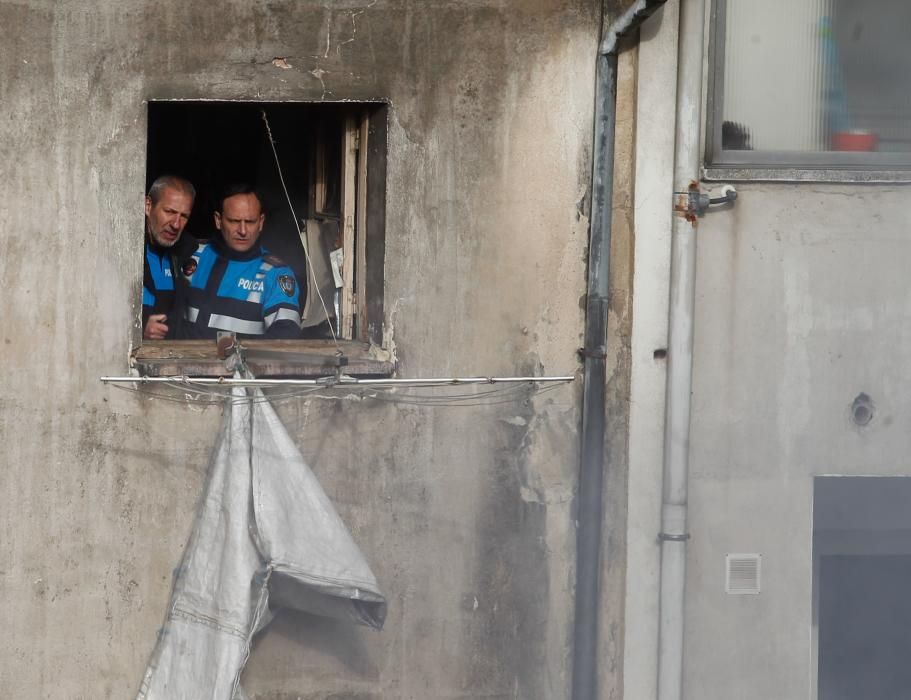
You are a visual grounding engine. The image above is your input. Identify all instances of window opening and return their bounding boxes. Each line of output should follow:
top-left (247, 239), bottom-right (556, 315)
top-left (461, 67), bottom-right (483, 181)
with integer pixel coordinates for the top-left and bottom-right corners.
top-left (144, 101), bottom-right (386, 349)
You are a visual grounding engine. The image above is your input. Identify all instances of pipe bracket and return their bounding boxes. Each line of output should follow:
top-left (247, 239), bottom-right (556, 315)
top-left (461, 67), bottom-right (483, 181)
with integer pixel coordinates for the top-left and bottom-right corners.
top-left (578, 346), bottom-right (608, 360)
top-left (658, 532), bottom-right (691, 542)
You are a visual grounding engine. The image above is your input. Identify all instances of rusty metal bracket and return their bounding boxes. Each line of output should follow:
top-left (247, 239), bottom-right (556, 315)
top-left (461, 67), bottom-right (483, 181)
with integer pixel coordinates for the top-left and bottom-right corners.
top-left (674, 181), bottom-right (738, 221)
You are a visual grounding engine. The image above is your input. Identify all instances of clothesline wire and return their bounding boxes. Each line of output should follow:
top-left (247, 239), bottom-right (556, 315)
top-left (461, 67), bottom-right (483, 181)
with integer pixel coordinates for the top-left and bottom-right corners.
top-left (109, 381), bottom-right (559, 405)
top-left (173, 379), bottom-right (540, 403)
top-left (109, 380), bottom-right (568, 409)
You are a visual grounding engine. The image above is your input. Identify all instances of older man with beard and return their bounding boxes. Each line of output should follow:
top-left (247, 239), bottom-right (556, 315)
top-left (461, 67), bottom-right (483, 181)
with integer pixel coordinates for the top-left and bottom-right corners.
top-left (142, 175), bottom-right (197, 339)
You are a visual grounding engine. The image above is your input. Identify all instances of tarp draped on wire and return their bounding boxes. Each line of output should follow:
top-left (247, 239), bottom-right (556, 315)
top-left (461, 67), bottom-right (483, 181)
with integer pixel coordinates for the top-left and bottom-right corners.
top-left (137, 385), bottom-right (386, 700)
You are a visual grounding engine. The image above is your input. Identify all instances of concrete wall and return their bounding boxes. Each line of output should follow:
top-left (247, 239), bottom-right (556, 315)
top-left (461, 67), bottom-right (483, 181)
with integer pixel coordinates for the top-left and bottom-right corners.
top-left (622, 5), bottom-right (678, 699)
top-left (0, 2), bottom-right (601, 697)
top-left (684, 182), bottom-right (911, 700)
top-left (624, 3), bottom-right (911, 698)
top-left (597, 39), bottom-right (642, 700)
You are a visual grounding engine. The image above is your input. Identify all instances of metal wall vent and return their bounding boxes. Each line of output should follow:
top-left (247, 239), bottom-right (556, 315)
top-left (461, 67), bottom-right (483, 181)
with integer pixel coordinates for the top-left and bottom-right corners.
top-left (725, 553), bottom-right (761, 595)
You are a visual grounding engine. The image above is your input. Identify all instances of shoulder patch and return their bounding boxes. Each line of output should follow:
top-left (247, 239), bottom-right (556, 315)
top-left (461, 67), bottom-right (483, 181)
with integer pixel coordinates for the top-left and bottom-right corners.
top-left (181, 258), bottom-right (198, 277)
top-left (263, 253), bottom-right (286, 266)
top-left (278, 274), bottom-right (297, 297)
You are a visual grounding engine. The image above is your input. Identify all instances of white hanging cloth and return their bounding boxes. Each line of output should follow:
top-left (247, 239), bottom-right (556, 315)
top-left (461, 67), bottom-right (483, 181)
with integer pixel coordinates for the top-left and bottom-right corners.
top-left (137, 386), bottom-right (386, 700)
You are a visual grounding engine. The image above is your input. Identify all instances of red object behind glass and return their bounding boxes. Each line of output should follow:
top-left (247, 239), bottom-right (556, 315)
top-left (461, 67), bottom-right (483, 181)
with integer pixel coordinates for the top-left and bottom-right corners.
top-left (832, 130), bottom-right (878, 152)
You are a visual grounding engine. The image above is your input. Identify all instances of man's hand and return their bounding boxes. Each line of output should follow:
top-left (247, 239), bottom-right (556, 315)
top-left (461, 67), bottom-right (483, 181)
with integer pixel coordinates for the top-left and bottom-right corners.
top-left (144, 314), bottom-right (169, 340)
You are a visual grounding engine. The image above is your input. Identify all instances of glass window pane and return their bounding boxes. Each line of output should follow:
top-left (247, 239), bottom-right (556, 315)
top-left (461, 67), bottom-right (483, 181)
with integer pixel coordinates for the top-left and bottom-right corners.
top-left (715, 0), bottom-right (911, 164)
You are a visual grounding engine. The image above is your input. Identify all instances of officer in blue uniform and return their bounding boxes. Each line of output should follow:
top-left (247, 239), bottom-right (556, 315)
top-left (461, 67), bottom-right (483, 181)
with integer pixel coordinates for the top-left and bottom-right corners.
top-left (175, 184), bottom-right (303, 340)
top-left (143, 175), bottom-right (197, 339)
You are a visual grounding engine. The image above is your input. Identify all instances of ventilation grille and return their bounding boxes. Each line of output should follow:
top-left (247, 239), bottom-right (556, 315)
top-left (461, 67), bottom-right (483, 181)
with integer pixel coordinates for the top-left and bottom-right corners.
top-left (725, 553), bottom-right (761, 595)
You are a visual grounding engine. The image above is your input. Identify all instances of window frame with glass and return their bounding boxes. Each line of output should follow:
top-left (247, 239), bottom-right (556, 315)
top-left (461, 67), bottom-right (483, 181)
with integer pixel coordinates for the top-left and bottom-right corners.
top-left (704, 0), bottom-right (911, 182)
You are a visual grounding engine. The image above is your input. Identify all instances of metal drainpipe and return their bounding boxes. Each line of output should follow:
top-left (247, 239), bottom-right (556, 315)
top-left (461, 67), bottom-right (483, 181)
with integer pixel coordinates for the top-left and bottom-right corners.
top-left (657, 1), bottom-right (706, 700)
top-left (573, 2), bottom-right (668, 699)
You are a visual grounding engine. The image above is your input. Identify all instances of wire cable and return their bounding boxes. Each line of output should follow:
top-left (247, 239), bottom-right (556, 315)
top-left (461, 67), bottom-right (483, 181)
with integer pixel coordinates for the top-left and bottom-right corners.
top-left (261, 109), bottom-right (341, 352)
top-left (109, 378), bottom-right (570, 410)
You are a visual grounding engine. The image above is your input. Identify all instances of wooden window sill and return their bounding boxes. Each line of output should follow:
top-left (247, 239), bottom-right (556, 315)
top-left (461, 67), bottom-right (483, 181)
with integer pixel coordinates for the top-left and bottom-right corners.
top-left (131, 340), bottom-right (395, 378)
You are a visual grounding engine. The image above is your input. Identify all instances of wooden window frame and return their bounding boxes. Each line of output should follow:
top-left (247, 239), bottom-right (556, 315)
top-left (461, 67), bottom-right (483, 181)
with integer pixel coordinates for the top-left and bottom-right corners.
top-left (134, 102), bottom-right (390, 378)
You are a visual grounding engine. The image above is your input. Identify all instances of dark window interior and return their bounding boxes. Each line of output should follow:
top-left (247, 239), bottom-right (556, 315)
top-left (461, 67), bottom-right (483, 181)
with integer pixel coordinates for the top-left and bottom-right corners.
top-left (147, 102), bottom-right (348, 290)
top-left (145, 101), bottom-right (387, 344)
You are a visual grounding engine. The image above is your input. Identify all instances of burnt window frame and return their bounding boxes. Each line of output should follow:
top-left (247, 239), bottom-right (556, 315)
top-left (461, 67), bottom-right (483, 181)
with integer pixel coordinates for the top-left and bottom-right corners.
top-left (134, 100), bottom-right (391, 378)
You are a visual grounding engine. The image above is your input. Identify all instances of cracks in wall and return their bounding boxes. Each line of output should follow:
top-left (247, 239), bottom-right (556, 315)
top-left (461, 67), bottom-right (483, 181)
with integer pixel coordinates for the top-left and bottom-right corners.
top-left (231, 1), bottom-right (380, 96)
top-left (319, 10), bottom-right (332, 59)
top-left (301, 1), bottom-right (379, 98)
top-left (309, 67), bottom-right (331, 99)
top-left (336, 0), bottom-right (377, 57)
top-left (250, 53), bottom-right (332, 97)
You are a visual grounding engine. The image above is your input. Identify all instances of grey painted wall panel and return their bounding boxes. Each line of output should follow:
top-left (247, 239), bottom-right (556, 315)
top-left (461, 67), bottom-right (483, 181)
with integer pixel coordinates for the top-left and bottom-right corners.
top-left (683, 184), bottom-right (911, 700)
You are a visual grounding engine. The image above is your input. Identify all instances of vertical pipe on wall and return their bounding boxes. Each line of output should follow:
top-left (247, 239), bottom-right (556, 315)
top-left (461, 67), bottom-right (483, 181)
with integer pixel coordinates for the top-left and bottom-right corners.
top-left (573, 3), bottom-right (668, 699)
top-left (573, 44), bottom-right (619, 700)
top-left (656, 2), bottom-right (705, 700)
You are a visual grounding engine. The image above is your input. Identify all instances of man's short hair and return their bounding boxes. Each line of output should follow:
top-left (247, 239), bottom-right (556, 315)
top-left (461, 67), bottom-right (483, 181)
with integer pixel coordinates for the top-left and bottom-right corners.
top-left (147, 175), bottom-right (196, 205)
top-left (216, 183), bottom-right (263, 214)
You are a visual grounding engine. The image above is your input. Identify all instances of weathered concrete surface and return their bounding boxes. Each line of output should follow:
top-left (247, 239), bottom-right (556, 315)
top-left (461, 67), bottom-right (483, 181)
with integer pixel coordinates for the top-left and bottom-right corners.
top-left (623, 7), bottom-right (911, 697)
top-left (621, 6), bottom-right (678, 699)
top-left (682, 183), bottom-right (911, 700)
top-left (597, 38), bottom-right (639, 700)
top-left (0, 1), bottom-right (599, 698)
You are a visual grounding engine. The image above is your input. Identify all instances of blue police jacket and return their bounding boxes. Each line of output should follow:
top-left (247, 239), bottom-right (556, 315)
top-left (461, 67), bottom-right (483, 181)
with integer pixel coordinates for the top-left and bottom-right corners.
top-left (143, 243), bottom-right (174, 315)
top-left (143, 234), bottom-right (199, 335)
top-left (175, 238), bottom-right (303, 340)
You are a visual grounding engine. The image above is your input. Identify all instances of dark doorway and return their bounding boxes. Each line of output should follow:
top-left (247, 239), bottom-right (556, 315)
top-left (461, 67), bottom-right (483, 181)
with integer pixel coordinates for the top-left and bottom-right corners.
top-left (814, 476), bottom-right (911, 700)
top-left (818, 554), bottom-right (911, 700)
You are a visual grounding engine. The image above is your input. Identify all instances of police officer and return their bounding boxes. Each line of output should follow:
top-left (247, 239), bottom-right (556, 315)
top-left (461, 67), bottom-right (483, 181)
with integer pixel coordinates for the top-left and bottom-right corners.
top-left (175, 184), bottom-right (303, 340)
top-left (143, 175), bottom-right (197, 339)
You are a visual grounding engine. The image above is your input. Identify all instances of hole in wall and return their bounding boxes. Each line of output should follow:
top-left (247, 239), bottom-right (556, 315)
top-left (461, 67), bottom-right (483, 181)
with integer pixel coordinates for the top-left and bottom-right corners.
top-left (851, 393), bottom-right (874, 427)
